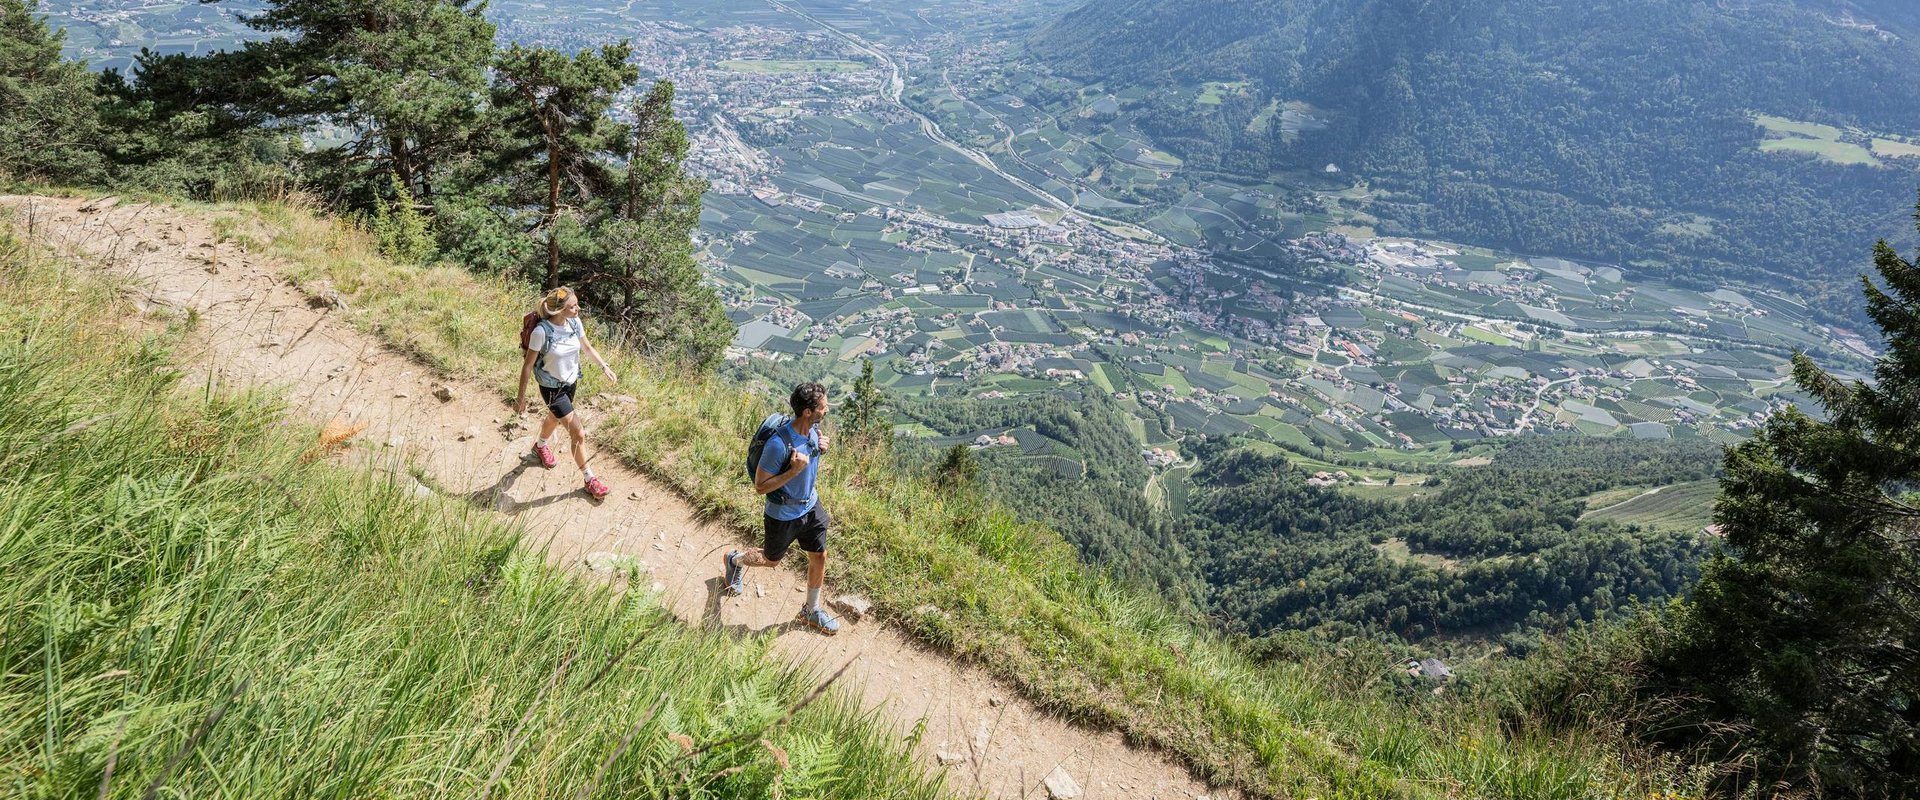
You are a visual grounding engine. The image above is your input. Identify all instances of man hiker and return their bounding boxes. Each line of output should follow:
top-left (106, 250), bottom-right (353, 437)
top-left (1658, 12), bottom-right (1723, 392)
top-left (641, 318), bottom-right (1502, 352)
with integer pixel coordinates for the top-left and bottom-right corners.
top-left (724, 382), bottom-right (841, 635)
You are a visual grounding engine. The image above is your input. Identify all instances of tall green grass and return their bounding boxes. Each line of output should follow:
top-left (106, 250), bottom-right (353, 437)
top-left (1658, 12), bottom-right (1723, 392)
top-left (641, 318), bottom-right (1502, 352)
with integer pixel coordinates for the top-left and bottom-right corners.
top-left (189, 198), bottom-right (1712, 798)
top-left (0, 227), bottom-right (946, 798)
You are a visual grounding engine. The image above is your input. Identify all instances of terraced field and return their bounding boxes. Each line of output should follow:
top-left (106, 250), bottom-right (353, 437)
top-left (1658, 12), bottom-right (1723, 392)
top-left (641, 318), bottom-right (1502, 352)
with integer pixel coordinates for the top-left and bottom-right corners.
top-left (1581, 480), bottom-right (1721, 532)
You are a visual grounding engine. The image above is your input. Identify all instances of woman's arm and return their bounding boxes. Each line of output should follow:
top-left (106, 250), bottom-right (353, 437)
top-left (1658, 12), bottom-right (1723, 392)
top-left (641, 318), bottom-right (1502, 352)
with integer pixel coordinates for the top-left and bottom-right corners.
top-left (514, 349), bottom-right (537, 413)
top-left (581, 333), bottom-right (617, 383)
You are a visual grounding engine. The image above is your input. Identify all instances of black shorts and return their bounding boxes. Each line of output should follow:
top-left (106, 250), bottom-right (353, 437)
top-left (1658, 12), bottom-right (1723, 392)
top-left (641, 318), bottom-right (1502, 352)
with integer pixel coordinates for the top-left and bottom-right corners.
top-left (538, 382), bottom-right (577, 419)
top-left (762, 503), bottom-right (829, 562)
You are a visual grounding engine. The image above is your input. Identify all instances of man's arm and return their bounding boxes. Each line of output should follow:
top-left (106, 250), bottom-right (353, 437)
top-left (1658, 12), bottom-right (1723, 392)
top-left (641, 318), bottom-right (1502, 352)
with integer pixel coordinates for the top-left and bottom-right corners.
top-left (754, 444), bottom-right (809, 495)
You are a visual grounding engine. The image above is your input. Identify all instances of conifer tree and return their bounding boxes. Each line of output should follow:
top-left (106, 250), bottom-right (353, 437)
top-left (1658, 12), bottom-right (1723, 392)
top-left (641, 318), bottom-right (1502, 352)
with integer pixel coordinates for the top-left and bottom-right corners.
top-left (228, 0), bottom-right (497, 206)
top-left (844, 358), bottom-right (889, 448)
top-left (93, 48), bottom-right (297, 198)
top-left (1655, 199), bottom-right (1920, 795)
top-left (591, 81), bottom-right (733, 368)
top-left (491, 42), bottom-right (636, 289)
top-left (369, 173), bottom-right (435, 264)
top-left (936, 443), bottom-right (981, 490)
top-left (0, 0), bottom-right (104, 184)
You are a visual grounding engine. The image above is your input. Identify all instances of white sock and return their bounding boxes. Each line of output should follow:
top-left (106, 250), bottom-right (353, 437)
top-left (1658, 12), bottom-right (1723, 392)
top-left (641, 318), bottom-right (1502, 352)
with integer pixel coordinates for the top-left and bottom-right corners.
top-left (537, 437), bottom-right (550, 446)
top-left (584, 468), bottom-right (596, 479)
top-left (806, 587), bottom-right (822, 611)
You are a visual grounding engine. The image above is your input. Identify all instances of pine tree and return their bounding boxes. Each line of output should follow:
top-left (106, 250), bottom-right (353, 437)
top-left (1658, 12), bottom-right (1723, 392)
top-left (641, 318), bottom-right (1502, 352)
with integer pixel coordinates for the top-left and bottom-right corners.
top-left (936, 444), bottom-right (981, 490)
top-left (1654, 199), bottom-right (1920, 795)
top-left (844, 358), bottom-right (889, 448)
top-left (94, 50), bottom-right (297, 199)
top-left (0, 0), bottom-right (104, 184)
top-left (491, 42), bottom-right (636, 289)
top-left (370, 172), bottom-right (435, 264)
top-left (591, 81), bottom-right (733, 368)
top-left (263, 0), bottom-right (494, 204)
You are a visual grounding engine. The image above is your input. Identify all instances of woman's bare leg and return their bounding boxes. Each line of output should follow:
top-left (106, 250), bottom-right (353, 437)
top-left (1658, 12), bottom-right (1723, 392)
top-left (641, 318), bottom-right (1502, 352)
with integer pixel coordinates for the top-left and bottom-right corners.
top-left (565, 414), bottom-right (588, 472)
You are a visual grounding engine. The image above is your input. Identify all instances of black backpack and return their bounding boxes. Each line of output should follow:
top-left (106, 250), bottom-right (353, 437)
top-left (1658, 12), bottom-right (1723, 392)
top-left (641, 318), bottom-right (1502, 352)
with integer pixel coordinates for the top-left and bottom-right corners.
top-left (747, 412), bottom-right (801, 504)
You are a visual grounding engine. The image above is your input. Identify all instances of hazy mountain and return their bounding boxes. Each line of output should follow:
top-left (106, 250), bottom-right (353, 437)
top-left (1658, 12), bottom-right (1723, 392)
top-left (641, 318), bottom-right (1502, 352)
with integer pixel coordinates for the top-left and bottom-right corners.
top-left (1029, 0), bottom-right (1920, 308)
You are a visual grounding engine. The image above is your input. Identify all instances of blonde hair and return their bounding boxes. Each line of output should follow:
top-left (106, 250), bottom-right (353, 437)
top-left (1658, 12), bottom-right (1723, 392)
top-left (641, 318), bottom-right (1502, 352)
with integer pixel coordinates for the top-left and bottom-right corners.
top-left (539, 287), bottom-right (574, 319)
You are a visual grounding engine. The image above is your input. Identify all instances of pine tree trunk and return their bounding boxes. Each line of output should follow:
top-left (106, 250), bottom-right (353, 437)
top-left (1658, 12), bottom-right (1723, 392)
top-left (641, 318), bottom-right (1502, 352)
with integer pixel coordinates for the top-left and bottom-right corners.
top-left (389, 135), bottom-right (413, 195)
top-left (544, 115), bottom-right (560, 290)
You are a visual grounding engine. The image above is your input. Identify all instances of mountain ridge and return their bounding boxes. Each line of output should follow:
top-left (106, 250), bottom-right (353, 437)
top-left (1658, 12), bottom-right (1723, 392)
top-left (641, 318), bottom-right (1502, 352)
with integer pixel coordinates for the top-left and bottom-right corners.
top-left (1027, 0), bottom-right (1920, 307)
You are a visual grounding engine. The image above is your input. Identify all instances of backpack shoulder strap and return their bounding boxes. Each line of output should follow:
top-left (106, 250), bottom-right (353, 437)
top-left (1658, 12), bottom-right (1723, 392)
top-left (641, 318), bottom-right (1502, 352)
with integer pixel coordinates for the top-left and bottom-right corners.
top-left (535, 319), bottom-right (559, 355)
top-left (778, 422), bottom-right (809, 454)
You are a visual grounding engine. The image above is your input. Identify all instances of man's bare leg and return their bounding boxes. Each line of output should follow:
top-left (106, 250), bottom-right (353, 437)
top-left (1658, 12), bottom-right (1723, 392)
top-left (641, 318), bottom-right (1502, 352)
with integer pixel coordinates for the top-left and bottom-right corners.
top-left (804, 550), bottom-right (826, 610)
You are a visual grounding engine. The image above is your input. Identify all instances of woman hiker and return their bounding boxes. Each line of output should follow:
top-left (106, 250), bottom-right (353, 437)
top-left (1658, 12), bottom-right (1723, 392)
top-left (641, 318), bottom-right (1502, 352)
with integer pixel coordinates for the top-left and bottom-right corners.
top-left (514, 287), bottom-right (618, 499)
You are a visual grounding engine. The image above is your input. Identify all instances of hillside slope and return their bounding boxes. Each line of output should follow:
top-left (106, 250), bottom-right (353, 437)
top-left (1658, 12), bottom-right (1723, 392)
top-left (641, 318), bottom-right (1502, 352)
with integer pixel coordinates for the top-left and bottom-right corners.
top-left (2, 194), bottom-right (1215, 799)
top-left (1029, 0), bottom-right (1920, 305)
top-left (0, 210), bottom-right (945, 799)
top-left (3, 192), bottom-right (1721, 798)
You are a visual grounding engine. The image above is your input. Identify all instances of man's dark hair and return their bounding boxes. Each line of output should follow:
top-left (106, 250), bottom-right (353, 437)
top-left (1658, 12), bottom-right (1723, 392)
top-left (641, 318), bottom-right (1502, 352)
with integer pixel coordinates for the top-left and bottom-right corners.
top-left (790, 382), bottom-right (827, 416)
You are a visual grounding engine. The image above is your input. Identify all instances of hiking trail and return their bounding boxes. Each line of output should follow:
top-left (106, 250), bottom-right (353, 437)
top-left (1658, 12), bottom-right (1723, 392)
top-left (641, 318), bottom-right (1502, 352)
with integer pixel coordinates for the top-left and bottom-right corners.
top-left (4, 195), bottom-right (1229, 800)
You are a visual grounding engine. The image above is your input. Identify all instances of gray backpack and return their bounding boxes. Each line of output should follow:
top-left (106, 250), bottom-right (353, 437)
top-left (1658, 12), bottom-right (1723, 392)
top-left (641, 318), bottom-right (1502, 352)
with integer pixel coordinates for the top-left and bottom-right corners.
top-left (747, 413), bottom-right (804, 504)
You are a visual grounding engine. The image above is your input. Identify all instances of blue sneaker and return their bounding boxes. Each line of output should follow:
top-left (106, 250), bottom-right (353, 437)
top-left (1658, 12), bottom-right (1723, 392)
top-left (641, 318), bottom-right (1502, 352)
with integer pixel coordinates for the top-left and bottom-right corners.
top-left (800, 606), bottom-right (840, 635)
top-left (723, 550), bottom-right (745, 596)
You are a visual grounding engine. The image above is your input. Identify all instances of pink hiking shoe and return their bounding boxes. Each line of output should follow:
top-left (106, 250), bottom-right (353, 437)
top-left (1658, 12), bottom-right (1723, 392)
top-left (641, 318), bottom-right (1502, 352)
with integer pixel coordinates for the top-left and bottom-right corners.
top-left (533, 440), bottom-right (557, 468)
top-left (584, 475), bottom-right (610, 499)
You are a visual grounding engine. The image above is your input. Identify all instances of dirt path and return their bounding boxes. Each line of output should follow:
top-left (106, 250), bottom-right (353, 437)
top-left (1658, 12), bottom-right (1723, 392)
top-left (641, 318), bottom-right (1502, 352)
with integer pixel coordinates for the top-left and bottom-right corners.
top-left (5, 196), bottom-right (1226, 800)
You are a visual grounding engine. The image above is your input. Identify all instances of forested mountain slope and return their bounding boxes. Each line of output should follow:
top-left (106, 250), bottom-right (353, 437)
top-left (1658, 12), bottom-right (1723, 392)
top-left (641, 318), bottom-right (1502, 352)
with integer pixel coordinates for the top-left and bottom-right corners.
top-left (1029, 0), bottom-right (1920, 313)
top-left (893, 382), bottom-right (1719, 647)
top-left (1182, 437), bottom-right (1716, 647)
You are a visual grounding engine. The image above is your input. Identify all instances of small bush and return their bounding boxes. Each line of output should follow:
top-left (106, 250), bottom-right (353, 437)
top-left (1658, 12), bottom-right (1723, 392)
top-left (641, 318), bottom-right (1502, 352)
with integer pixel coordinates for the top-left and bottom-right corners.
top-left (369, 173), bottom-right (436, 264)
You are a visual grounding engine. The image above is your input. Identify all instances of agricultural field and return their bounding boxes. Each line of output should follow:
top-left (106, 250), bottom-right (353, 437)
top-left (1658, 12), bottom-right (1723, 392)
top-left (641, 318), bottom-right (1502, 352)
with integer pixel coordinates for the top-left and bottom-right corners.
top-left (1760, 136), bottom-right (1879, 166)
top-left (1751, 112), bottom-right (1920, 168)
top-left (1373, 538), bottom-right (1459, 570)
top-left (1345, 479), bottom-right (1434, 501)
top-left (714, 176), bottom-right (1847, 490)
top-left (50, 0), bottom-right (1868, 497)
top-left (1580, 480), bottom-right (1722, 533)
top-left (39, 0), bottom-right (255, 72)
top-left (683, 57), bottom-right (1860, 484)
top-left (1872, 138), bottom-right (1920, 159)
top-left (1196, 81), bottom-right (1251, 105)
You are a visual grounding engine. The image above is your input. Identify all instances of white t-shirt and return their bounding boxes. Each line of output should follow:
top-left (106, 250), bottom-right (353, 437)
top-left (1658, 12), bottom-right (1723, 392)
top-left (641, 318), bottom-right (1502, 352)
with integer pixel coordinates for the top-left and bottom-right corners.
top-left (527, 318), bottom-right (583, 387)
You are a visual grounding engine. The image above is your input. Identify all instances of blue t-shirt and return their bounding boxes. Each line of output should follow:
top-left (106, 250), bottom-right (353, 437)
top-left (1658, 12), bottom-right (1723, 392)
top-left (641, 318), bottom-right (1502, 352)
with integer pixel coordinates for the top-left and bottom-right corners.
top-left (757, 423), bottom-right (821, 521)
